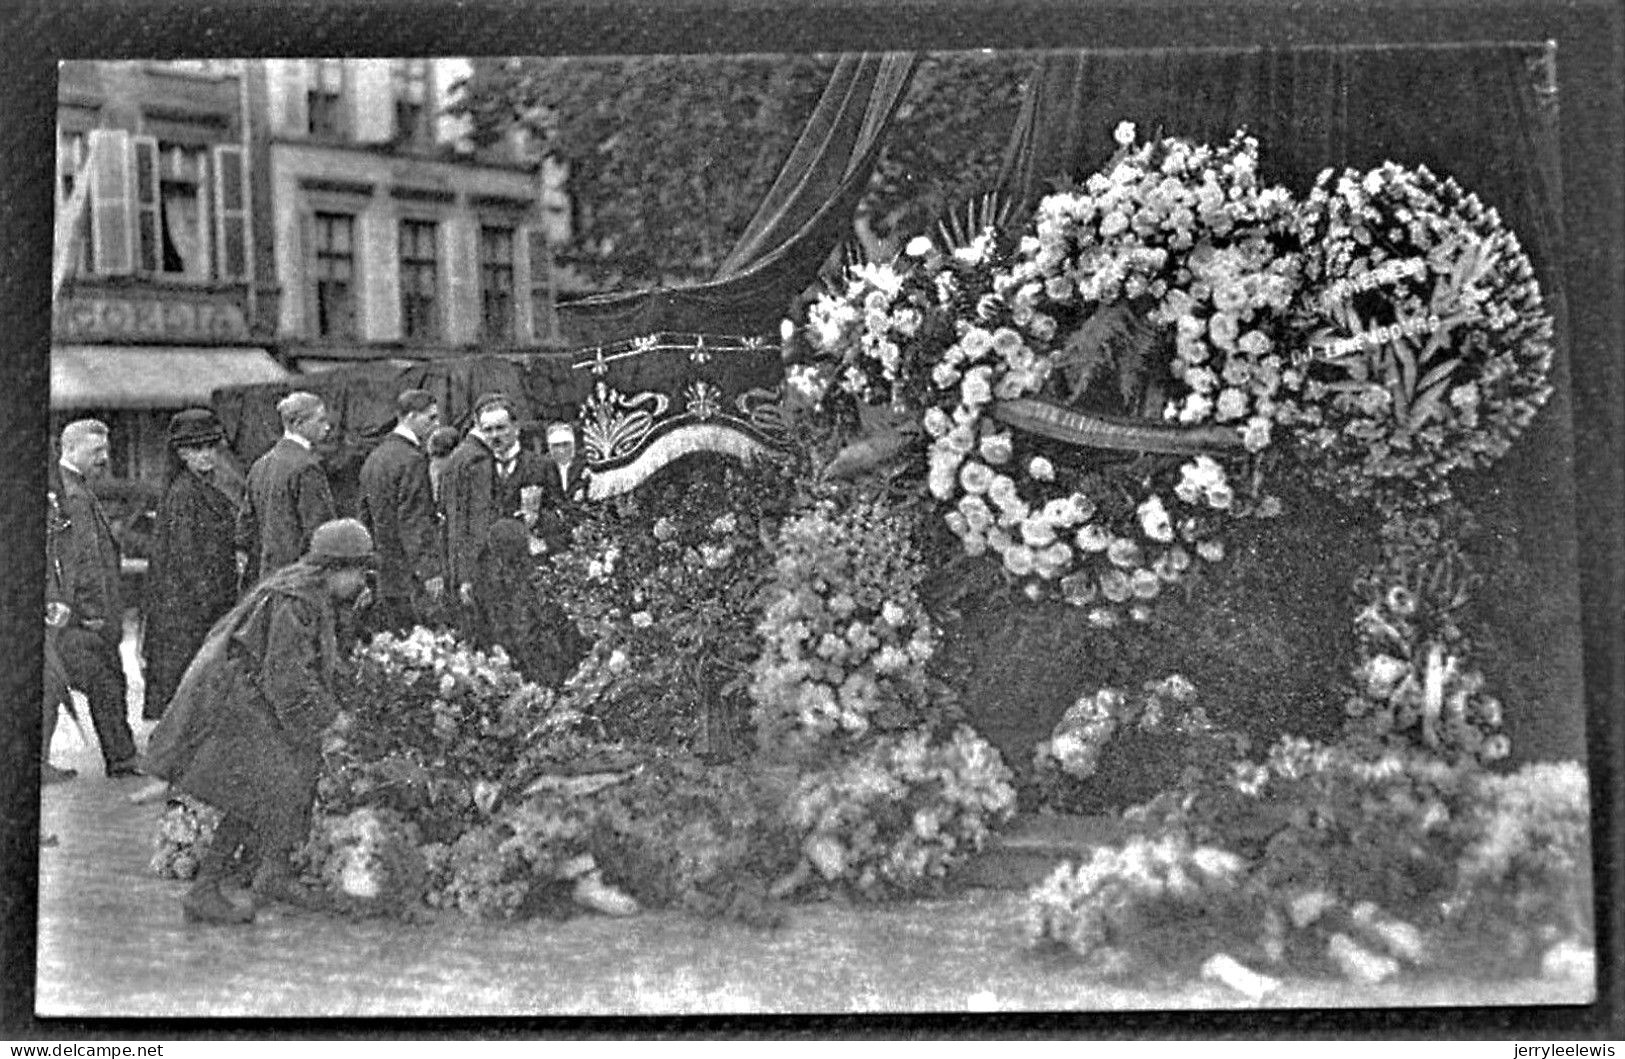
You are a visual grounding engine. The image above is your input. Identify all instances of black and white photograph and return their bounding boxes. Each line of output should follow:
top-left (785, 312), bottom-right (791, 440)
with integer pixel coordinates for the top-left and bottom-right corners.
top-left (3, 0), bottom-right (1622, 1034)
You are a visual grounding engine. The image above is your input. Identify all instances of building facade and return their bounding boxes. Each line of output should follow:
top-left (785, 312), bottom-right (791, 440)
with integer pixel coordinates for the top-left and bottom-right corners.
top-left (256, 58), bottom-right (571, 371)
top-left (52, 59), bottom-right (289, 536)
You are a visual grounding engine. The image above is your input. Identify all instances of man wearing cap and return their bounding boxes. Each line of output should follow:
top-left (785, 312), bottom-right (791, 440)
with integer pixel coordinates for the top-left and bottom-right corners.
top-left (535, 421), bottom-right (593, 554)
top-left (442, 394), bottom-right (545, 627)
top-left (141, 408), bottom-right (244, 719)
top-left (358, 389), bottom-right (445, 633)
top-left (145, 518), bottom-right (377, 925)
top-left (52, 419), bottom-right (142, 778)
top-left (236, 391), bottom-right (336, 585)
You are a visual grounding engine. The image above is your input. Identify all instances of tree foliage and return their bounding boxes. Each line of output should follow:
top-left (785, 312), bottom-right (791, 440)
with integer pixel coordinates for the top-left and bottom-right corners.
top-left (455, 52), bottom-right (1034, 291)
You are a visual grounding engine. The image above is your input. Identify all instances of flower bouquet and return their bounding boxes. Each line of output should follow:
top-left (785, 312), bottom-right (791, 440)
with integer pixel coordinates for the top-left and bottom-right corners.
top-left (149, 794), bottom-right (223, 880)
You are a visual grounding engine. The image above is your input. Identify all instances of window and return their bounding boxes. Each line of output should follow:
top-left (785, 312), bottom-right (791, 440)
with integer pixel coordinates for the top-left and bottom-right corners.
top-left (479, 225), bottom-right (515, 342)
top-left (308, 59), bottom-right (346, 139)
top-left (312, 212), bottom-right (357, 338)
top-left (392, 60), bottom-right (431, 145)
top-left (134, 142), bottom-right (212, 279)
top-left (398, 219), bottom-right (439, 340)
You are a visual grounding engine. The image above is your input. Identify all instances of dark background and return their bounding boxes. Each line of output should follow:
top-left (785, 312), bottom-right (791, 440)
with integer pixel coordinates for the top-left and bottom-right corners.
top-left (2, 0), bottom-right (1620, 1040)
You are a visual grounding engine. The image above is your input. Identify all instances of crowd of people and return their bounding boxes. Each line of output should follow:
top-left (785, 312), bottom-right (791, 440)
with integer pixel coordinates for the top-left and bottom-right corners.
top-left (42, 388), bottom-right (595, 923)
top-left (42, 388), bottom-right (592, 787)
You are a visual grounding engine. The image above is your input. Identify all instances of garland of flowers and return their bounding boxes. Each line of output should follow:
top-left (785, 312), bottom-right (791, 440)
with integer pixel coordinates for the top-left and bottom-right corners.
top-left (1285, 162), bottom-right (1555, 508)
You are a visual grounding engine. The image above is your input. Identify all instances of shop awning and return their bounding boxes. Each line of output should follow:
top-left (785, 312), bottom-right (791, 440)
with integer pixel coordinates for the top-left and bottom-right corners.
top-left (51, 345), bottom-right (291, 409)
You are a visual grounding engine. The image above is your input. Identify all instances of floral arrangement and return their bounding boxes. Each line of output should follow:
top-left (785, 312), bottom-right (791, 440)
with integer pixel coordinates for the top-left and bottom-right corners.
top-left (321, 626), bottom-right (583, 844)
top-left (785, 724), bottom-right (1017, 898)
top-left (149, 794), bottom-right (223, 880)
top-left (1444, 761), bottom-right (1593, 968)
top-left (1035, 673), bottom-right (1206, 782)
top-left (796, 222), bottom-right (1014, 416)
top-left (1030, 736), bottom-right (1592, 985)
top-left (1025, 833), bottom-right (1250, 978)
top-left (1286, 161), bottom-right (1554, 506)
top-left (749, 497), bottom-right (942, 758)
top-left (537, 454), bottom-right (798, 752)
top-left (1338, 508), bottom-right (1507, 763)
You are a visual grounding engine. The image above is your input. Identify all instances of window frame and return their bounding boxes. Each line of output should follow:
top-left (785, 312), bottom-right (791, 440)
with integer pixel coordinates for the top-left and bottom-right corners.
top-left (309, 209), bottom-right (359, 340)
top-left (477, 222), bottom-right (517, 343)
top-left (397, 215), bottom-right (441, 342)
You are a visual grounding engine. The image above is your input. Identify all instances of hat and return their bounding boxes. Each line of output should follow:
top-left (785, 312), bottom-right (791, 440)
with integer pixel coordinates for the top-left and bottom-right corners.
top-left (546, 422), bottom-right (575, 444)
top-left (307, 518), bottom-right (376, 566)
top-left (167, 408), bottom-right (224, 449)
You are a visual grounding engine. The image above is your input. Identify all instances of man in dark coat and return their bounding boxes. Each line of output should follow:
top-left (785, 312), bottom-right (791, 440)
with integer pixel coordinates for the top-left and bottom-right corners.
top-left (235, 391), bottom-right (336, 585)
top-left (140, 409), bottom-right (244, 719)
top-left (472, 518), bottom-right (586, 687)
top-left (52, 419), bottom-right (141, 778)
top-left (534, 421), bottom-right (594, 554)
top-left (357, 389), bottom-right (445, 634)
top-left (442, 394), bottom-right (545, 631)
top-left (145, 518), bottom-right (375, 925)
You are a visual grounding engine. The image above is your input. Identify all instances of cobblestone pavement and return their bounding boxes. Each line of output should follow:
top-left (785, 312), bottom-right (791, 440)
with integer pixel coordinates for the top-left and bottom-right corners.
top-left (33, 623), bottom-right (1589, 1018)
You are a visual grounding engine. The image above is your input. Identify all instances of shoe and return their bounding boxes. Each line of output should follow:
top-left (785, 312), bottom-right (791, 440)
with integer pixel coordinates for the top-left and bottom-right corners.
top-left (182, 880), bottom-right (255, 925)
top-left (252, 869), bottom-right (332, 912)
top-left (41, 763), bottom-right (77, 785)
top-left (106, 759), bottom-right (145, 779)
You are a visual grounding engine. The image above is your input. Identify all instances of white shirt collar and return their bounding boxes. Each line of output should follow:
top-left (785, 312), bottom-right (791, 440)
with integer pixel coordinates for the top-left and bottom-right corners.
top-left (392, 422), bottom-right (421, 447)
top-left (58, 457), bottom-right (84, 479)
top-left (282, 431), bottom-right (313, 451)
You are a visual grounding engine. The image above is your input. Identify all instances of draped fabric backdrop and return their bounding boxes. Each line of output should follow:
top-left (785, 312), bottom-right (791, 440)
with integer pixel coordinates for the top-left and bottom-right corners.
top-left (550, 52), bottom-right (918, 345)
top-left (992, 44), bottom-right (1581, 763)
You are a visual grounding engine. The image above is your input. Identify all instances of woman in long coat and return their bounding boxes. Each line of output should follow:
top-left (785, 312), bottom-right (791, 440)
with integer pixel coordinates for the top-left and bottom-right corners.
top-left (140, 409), bottom-right (243, 719)
top-left (145, 519), bottom-right (375, 925)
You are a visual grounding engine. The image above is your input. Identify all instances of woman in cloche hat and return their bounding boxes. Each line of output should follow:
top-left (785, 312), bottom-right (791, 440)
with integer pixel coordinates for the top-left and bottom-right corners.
top-left (140, 408), bottom-right (243, 720)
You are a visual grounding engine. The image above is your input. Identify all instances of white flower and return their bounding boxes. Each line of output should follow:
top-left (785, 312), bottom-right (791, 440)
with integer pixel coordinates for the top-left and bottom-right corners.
top-left (1075, 524), bottom-right (1112, 552)
top-left (905, 235), bottom-right (935, 257)
top-left (1137, 495), bottom-right (1174, 543)
top-left (922, 407), bottom-right (952, 438)
top-left (1028, 455), bottom-right (1055, 482)
top-left (631, 610), bottom-right (654, 629)
top-left (1114, 121), bottom-right (1137, 146)
top-left (979, 432), bottom-right (1014, 465)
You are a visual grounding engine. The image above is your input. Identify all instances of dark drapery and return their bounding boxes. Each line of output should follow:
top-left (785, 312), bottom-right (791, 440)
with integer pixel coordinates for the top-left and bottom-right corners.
top-left (553, 52), bottom-right (918, 345)
top-left (993, 44), bottom-right (1581, 762)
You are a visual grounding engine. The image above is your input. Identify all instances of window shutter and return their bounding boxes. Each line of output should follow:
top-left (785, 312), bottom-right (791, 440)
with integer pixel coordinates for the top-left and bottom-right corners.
top-left (213, 144), bottom-right (250, 281)
top-left (131, 136), bottom-right (160, 273)
top-left (87, 128), bottom-right (132, 274)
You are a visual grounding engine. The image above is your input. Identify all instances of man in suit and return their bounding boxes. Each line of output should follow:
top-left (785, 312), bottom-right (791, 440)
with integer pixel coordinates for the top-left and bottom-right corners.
top-left (535, 421), bottom-right (594, 554)
top-left (236, 391), bottom-right (336, 585)
top-left (52, 419), bottom-right (141, 778)
top-left (357, 388), bottom-right (445, 633)
top-left (442, 394), bottom-right (545, 631)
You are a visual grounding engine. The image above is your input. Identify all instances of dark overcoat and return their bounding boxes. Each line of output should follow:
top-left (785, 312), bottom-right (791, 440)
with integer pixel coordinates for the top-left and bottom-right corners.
top-left (145, 562), bottom-right (341, 853)
top-left (236, 438), bottom-right (336, 580)
top-left (534, 456), bottom-right (594, 553)
top-left (357, 432), bottom-right (441, 602)
top-left (141, 468), bottom-right (241, 714)
top-left (441, 436), bottom-right (547, 589)
top-left (55, 467), bottom-right (123, 649)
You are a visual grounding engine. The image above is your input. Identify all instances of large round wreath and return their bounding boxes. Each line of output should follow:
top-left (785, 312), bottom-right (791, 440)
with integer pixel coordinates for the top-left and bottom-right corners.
top-left (1284, 162), bottom-right (1555, 506)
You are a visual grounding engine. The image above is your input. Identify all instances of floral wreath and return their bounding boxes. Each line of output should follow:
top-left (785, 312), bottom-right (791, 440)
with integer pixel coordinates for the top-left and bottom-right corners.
top-left (1284, 161), bottom-right (1555, 507)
